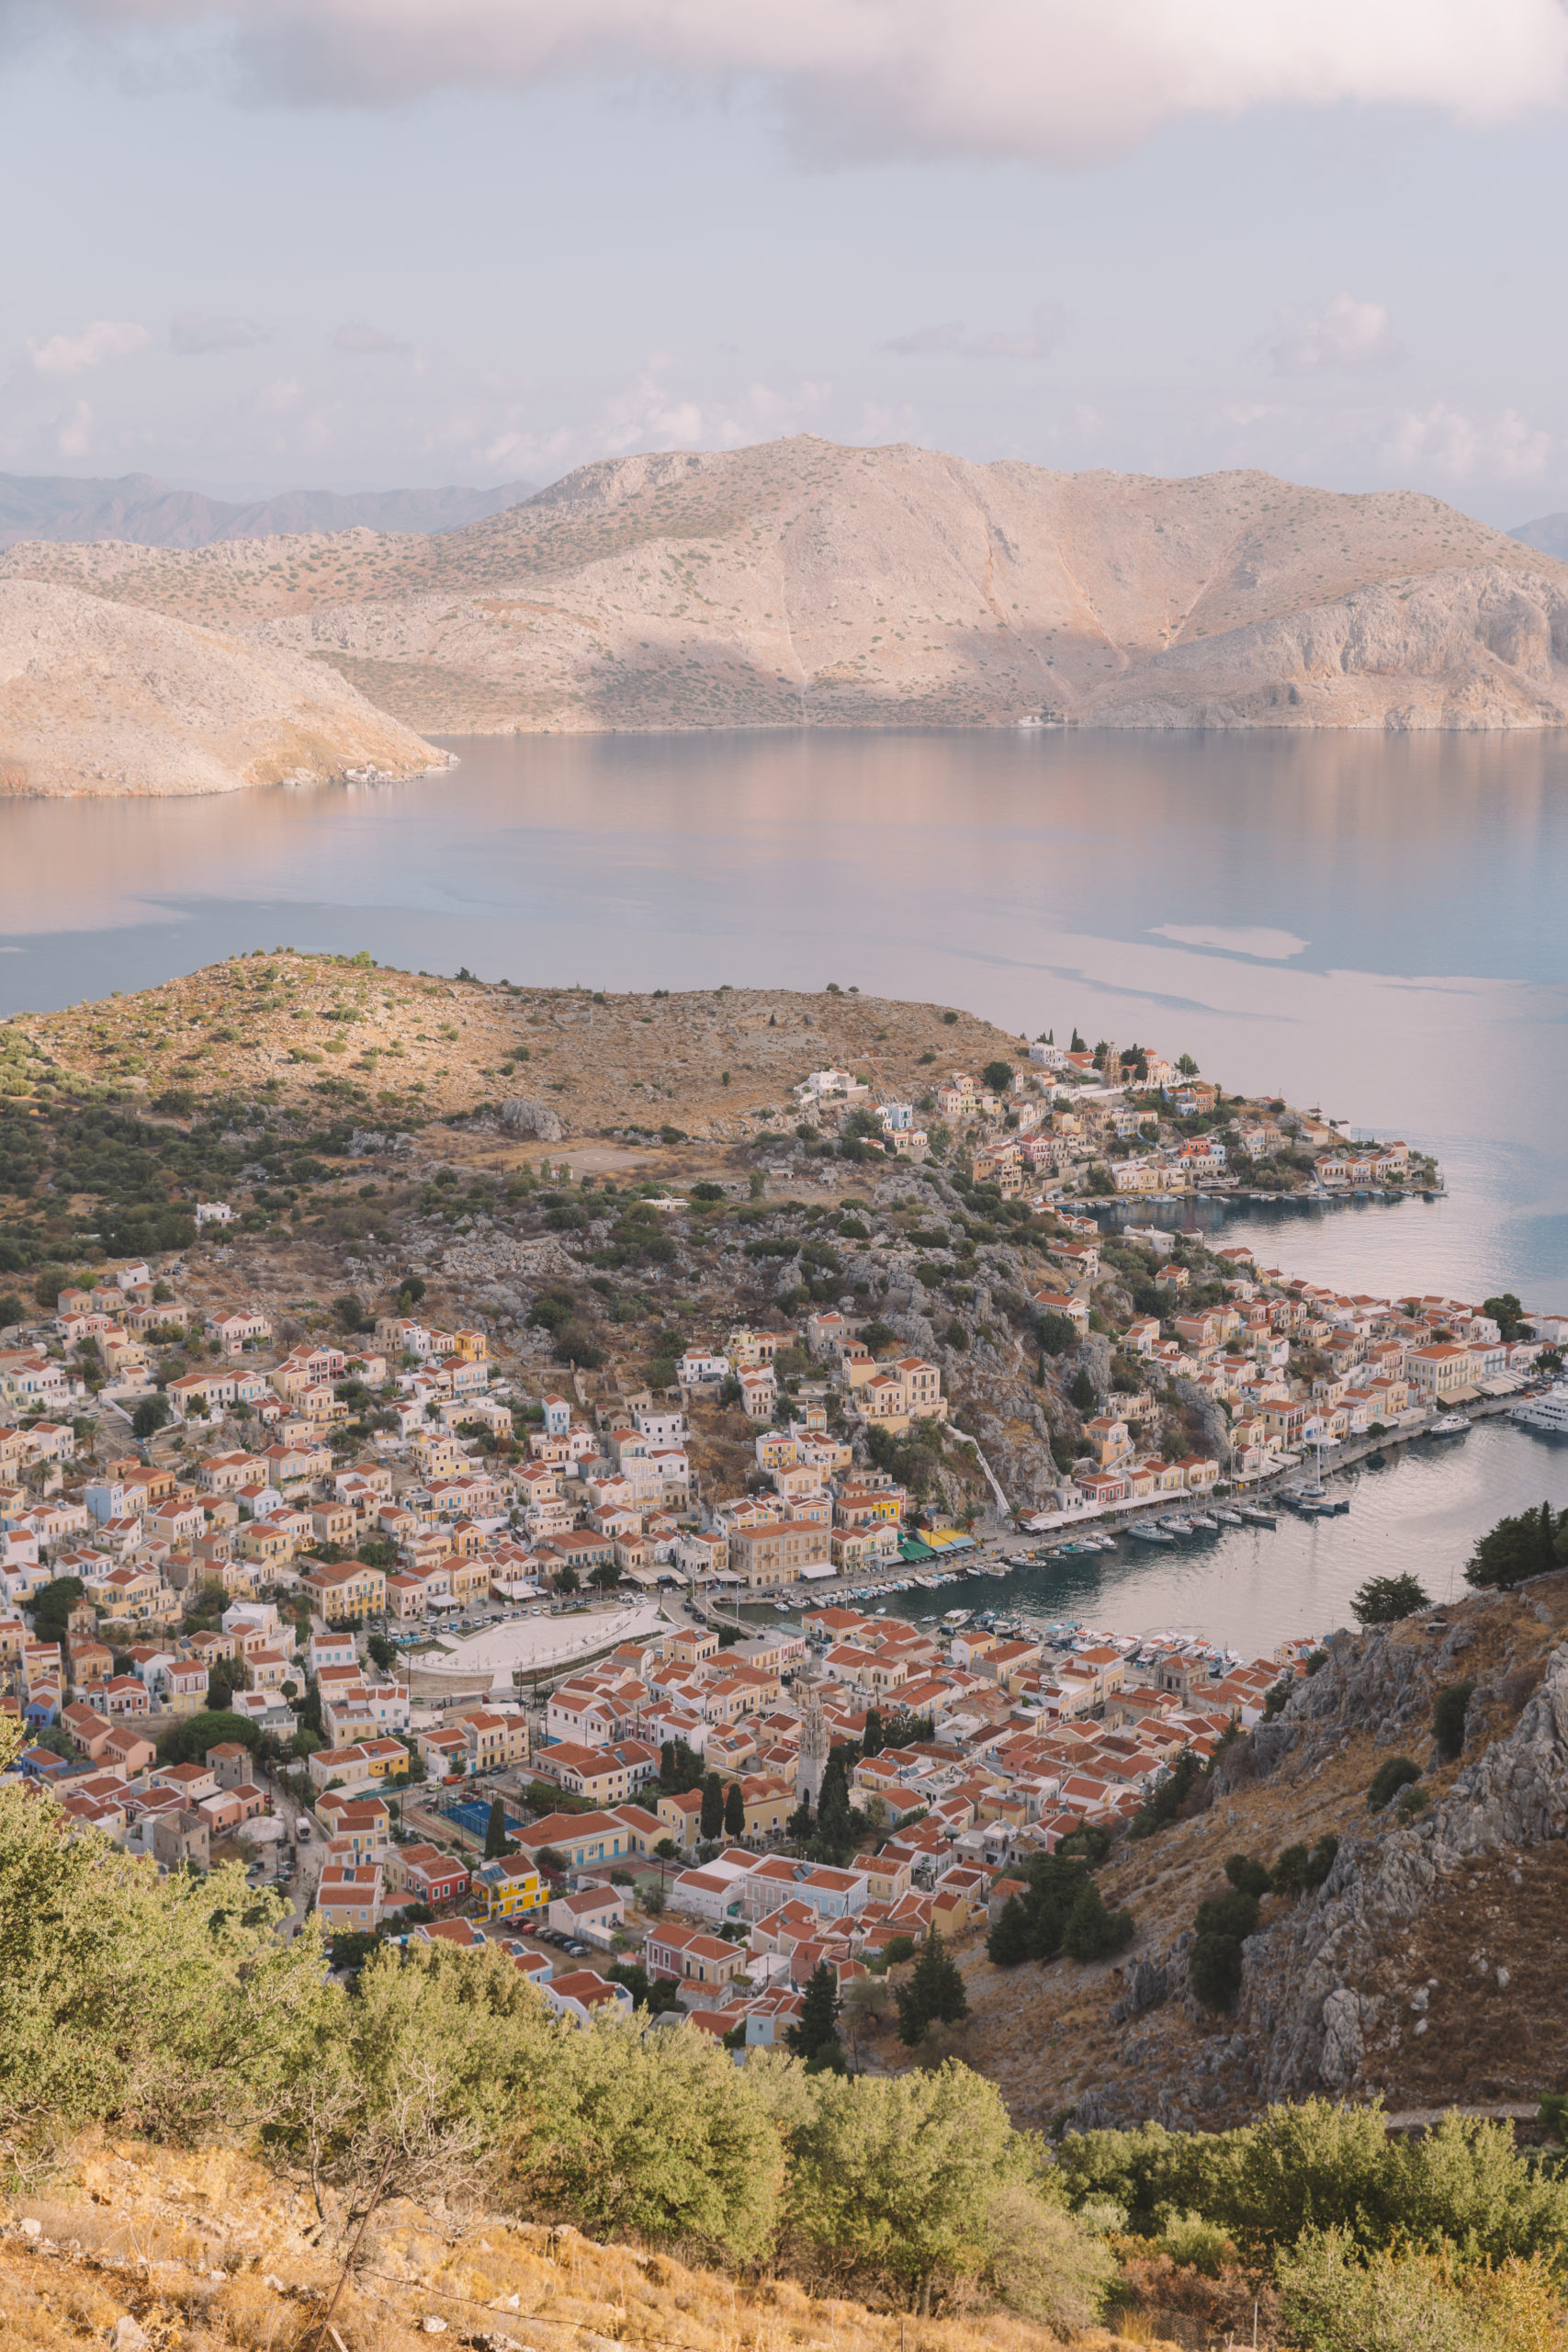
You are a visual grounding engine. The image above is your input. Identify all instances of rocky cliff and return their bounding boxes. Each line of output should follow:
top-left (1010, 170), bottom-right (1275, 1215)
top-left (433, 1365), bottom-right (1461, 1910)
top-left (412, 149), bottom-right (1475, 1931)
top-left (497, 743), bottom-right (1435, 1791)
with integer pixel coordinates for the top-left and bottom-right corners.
top-left (953, 1570), bottom-right (1568, 2136)
top-left (1234, 1584), bottom-right (1568, 2108)
top-left (5, 438), bottom-right (1568, 775)
top-left (0, 577), bottom-right (446, 797)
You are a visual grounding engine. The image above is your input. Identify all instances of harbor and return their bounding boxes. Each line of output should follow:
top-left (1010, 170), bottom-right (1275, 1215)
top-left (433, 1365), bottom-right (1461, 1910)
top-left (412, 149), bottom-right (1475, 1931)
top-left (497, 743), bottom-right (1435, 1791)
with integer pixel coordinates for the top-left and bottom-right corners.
top-left (730, 1395), bottom-right (1568, 1659)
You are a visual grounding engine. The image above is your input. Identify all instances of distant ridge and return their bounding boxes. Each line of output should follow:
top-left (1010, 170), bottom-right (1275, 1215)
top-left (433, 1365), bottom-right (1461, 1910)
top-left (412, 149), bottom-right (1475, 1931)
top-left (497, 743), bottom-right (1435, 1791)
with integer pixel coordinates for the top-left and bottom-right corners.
top-left (8, 438), bottom-right (1568, 775)
top-left (0, 470), bottom-right (539, 551)
top-left (1510, 512), bottom-right (1568, 561)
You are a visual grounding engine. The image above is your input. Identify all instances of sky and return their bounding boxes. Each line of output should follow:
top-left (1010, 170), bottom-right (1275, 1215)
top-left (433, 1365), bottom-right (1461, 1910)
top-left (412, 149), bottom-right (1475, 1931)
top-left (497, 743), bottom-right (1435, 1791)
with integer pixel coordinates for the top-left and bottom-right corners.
top-left (1, 0), bottom-right (1567, 524)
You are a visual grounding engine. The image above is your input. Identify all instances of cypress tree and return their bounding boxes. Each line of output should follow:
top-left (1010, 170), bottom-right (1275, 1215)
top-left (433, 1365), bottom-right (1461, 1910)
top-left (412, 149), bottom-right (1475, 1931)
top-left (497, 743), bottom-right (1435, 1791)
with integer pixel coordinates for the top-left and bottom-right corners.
top-left (483, 1796), bottom-right (509, 1859)
top-left (724, 1781), bottom-right (746, 1838)
top-left (699, 1771), bottom-right (724, 1841)
top-left (863, 1706), bottom-right (884, 1758)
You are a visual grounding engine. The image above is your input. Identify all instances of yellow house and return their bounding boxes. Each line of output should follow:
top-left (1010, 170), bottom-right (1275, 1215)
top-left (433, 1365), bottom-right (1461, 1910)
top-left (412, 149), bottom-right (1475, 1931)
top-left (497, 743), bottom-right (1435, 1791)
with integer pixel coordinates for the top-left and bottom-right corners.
top-left (301, 1561), bottom-right (388, 1622)
top-left (479, 1853), bottom-right (544, 1919)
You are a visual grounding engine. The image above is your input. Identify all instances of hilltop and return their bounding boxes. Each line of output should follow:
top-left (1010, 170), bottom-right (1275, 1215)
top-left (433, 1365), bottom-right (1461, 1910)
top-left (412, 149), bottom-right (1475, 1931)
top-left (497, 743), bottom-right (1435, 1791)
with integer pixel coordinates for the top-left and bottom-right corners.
top-left (5, 440), bottom-right (1568, 783)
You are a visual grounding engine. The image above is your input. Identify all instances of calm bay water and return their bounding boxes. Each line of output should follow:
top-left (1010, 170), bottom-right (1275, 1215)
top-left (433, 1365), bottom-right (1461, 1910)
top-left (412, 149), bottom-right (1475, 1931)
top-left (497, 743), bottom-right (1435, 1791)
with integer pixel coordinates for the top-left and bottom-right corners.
top-left (1, 725), bottom-right (1564, 1313)
top-left (874, 1419), bottom-right (1568, 1655)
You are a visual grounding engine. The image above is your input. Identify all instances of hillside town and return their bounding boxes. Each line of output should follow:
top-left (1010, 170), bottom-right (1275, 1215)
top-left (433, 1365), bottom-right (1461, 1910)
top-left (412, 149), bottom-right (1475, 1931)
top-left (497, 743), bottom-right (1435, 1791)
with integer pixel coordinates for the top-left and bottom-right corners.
top-left (2, 995), bottom-right (1561, 2051)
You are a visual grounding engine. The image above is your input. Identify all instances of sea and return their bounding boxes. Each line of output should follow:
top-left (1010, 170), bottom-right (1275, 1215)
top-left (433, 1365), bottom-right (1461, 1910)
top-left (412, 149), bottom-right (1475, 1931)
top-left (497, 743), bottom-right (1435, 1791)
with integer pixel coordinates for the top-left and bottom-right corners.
top-left (4, 726), bottom-right (1565, 1648)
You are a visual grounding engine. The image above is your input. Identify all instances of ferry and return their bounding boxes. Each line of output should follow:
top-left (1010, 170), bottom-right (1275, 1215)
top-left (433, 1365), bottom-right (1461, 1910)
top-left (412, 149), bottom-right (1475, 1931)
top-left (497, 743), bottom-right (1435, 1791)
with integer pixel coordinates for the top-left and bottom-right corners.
top-left (1513, 1383), bottom-right (1568, 1436)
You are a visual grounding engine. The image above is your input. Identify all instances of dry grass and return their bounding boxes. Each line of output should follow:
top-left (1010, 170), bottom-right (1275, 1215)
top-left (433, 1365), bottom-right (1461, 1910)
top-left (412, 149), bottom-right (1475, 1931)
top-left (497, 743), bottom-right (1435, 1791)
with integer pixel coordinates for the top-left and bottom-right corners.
top-left (0, 2136), bottom-right (1179, 2352)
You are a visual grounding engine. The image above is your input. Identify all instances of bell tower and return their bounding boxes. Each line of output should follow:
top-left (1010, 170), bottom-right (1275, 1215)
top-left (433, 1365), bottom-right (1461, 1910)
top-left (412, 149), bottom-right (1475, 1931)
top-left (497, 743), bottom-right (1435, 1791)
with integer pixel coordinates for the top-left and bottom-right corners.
top-left (796, 1675), bottom-right (829, 1809)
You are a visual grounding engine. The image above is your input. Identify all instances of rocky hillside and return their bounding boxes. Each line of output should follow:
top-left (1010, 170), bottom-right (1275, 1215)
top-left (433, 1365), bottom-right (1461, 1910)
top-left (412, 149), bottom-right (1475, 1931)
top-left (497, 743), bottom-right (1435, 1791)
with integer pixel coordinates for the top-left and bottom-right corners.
top-left (4, 440), bottom-right (1568, 768)
top-left (0, 579), bottom-right (444, 797)
top-left (941, 1572), bottom-right (1568, 2137)
top-left (0, 2137), bottom-right (1139, 2352)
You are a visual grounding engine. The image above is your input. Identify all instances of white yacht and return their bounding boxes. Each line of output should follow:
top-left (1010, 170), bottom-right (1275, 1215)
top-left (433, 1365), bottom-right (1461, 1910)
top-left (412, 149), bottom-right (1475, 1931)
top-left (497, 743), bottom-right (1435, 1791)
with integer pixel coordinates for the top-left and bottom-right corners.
top-left (1427, 1413), bottom-right (1472, 1437)
top-left (1513, 1383), bottom-right (1568, 1436)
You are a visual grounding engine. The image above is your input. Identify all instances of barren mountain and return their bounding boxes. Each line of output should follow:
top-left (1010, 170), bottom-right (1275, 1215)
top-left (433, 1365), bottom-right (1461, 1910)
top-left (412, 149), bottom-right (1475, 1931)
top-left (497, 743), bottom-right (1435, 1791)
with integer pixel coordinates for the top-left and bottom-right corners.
top-left (0, 468), bottom-right (536, 549)
top-left (6, 440), bottom-right (1568, 782)
top-left (1512, 509), bottom-right (1568, 562)
top-left (0, 578), bottom-right (443, 797)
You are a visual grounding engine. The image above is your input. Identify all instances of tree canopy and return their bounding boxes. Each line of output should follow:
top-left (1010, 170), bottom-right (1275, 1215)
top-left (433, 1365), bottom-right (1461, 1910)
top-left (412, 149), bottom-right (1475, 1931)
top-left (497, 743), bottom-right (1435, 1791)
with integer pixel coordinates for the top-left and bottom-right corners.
top-left (1466, 1501), bottom-right (1568, 1592)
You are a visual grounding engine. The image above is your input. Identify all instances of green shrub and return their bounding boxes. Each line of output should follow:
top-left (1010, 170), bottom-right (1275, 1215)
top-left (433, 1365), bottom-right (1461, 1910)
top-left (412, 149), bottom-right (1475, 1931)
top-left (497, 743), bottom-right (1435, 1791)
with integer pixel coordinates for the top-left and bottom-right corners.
top-left (1433, 1681), bottom-right (1475, 1764)
top-left (1155, 2208), bottom-right (1234, 2278)
top-left (1271, 1835), bottom-right (1338, 1895)
top-left (1278, 2230), bottom-right (1564, 2352)
top-left (1368, 1756), bottom-right (1421, 1811)
top-left (1224, 1853), bottom-right (1272, 1899)
top-left (1055, 2102), bottom-right (1568, 2271)
top-left (1195, 1887), bottom-right (1260, 1942)
top-left (1189, 1930), bottom-right (1245, 2013)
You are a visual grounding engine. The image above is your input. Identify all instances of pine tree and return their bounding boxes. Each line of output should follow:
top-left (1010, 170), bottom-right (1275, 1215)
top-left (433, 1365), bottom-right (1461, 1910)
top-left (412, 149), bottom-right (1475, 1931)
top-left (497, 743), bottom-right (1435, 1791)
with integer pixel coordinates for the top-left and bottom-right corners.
top-left (483, 1796), bottom-right (509, 1859)
top-left (986, 1893), bottom-right (1031, 1967)
top-left (1061, 1875), bottom-right (1135, 1962)
top-left (699, 1771), bottom-right (724, 1841)
top-left (788, 1960), bottom-right (843, 2064)
top-left (896, 1928), bottom-right (969, 2043)
top-left (724, 1781), bottom-right (745, 1838)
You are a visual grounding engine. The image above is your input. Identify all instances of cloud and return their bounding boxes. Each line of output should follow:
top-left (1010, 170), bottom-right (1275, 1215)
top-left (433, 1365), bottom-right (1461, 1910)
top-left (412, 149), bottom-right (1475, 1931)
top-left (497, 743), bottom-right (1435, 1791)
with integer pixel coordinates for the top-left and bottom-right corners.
top-left (26, 320), bottom-right (150, 377)
top-left (883, 304), bottom-right (1066, 358)
top-left (1268, 294), bottom-right (1404, 375)
top-left (55, 401), bottom-right (94, 458)
top-left (39, 0), bottom-right (1568, 164)
top-left (333, 319), bottom-right (412, 355)
top-left (1378, 401), bottom-right (1554, 483)
top-left (170, 311), bottom-right (270, 354)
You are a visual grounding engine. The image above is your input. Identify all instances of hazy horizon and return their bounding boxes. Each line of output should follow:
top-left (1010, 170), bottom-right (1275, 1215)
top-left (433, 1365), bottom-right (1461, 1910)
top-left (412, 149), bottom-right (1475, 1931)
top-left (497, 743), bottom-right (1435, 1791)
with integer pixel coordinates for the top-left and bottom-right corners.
top-left (4, 4), bottom-right (1568, 526)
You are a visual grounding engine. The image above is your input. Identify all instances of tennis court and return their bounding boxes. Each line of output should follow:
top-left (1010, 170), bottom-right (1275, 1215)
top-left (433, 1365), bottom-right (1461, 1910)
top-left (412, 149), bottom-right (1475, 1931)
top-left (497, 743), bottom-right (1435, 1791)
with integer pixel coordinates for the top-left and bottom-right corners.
top-left (444, 1799), bottom-right (525, 1840)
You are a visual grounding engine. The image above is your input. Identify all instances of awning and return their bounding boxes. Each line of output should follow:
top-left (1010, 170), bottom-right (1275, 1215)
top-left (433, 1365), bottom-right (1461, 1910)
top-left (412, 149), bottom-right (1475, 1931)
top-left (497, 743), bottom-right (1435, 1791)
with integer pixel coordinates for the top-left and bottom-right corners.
top-left (796, 1563), bottom-right (838, 1579)
top-left (621, 1566), bottom-right (663, 1588)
